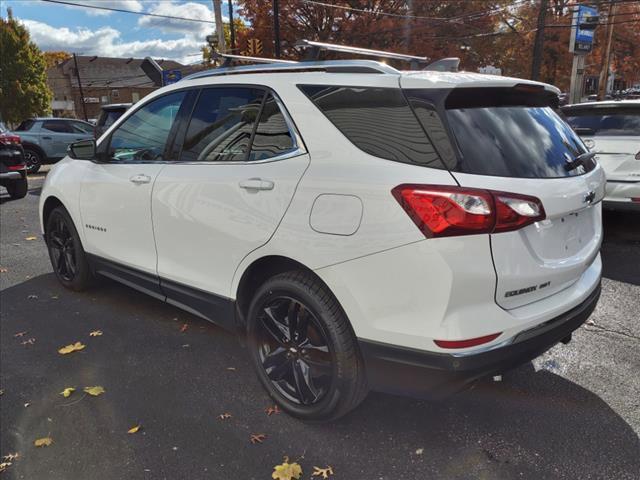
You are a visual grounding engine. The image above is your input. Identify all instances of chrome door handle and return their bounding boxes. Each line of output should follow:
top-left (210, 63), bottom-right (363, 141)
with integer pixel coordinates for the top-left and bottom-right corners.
top-left (129, 174), bottom-right (151, 185)
top-left (239, 178), bottom-right (274, 191)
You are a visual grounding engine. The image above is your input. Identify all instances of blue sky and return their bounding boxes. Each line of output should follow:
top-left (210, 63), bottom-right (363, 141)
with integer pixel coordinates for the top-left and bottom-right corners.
top-left (3, 0), bottom-right (234, 64)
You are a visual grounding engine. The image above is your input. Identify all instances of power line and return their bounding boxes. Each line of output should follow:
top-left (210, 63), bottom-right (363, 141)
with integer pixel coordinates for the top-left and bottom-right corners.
top-left (41, 0), bottom-right (218, 25)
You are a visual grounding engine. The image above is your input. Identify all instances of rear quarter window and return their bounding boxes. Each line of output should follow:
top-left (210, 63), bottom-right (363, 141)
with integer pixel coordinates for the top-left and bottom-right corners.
top-left (298, 85), bottom-right (445, 169)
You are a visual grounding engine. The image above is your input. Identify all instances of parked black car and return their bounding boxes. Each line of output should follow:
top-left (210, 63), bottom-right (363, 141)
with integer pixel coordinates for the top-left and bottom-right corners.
top-left (0, 122), bottom-right (28, 199)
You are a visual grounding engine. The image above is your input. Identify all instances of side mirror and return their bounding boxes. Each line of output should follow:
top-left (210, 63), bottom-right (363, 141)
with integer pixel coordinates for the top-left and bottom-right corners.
top-left (68, 139), bottom-right (96, 160)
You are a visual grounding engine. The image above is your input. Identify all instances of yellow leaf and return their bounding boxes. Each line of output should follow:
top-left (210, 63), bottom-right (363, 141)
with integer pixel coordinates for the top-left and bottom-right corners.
top-left (60, 387), bottom-right (75, 398)
top-left (25, 236), bottom-right (37, 241)
top-left (127, 424), bottom-right (141, 434)
top-left (34, 437), bottom-right (53, 447)
top-left (89, 330), bottom-right (103, 337)
top-left (58, 342), bottom-right (85, 355)
top-left (312, 466), bottom-right (334, 479)
top-left (272, 458), bottom-right (303, 480)
top-left (83, 386), bottom-right (105, 396)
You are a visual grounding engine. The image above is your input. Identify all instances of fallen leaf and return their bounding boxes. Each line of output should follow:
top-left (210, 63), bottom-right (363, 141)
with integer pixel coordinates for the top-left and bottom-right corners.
top-left (265, 405), bottom-right (281, 416)
top-left (60, 387), bottom-right (75, 398)
top-left (180, 323), bottom-right (188, 333)
top-left (250, 433), bottom-right (266, 444)
top-left (218, 413), bottom-right (232, 420)
top-left (226, 367), bottom-right (236, 371)
top-left (34, 437), bottom-right (53, 447)
top-left (25, 236), bottom-right (37, 241)
top-left (14, 331), bottom-right (27, 338)
top-left (89, 330), bottom-right (103, 337)
top-left (415, 448), bottom-right (424, 455)
top-left (24, 402), bottom-right (31, 408)
top-left (51, 295), bottom-right (59, 299)
top-left (0, 267), bottom-right (7, 273)
top-left (21, 338), bottom-right (36, 346)
top-left (127, 424), bottom-right (141, 434)
top-left (272, 457), bottom-right (303, 480)
top-left (58, 342), bottom-right (85, 355)
top-left (0, 389), bottom-right (3, 396)
top-left (2, 453), bottom-right (19, 461)
top-left (312, 466), bottom-right (334, 479)
top-left (0, 462), bottom-right (11, 473)
top-left (27, 294), bottom-right (38, 300)
top-left (83, 386), bottom-right (105, 396)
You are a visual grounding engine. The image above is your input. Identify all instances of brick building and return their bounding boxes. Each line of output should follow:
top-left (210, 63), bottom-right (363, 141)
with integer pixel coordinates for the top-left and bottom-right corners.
top-left (47, 56), bottom-right (187, 120)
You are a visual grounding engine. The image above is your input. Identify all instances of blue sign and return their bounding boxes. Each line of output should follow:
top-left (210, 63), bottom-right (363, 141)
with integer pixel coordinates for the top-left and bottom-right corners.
top-left (572, 5), bottom-right (598, 53)
top-left (162, 69), bottom-right (182, 85)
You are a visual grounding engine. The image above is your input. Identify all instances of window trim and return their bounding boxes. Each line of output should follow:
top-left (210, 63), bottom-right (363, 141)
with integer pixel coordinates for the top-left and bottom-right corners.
top-left (174, 84), bottom-right (306, 165)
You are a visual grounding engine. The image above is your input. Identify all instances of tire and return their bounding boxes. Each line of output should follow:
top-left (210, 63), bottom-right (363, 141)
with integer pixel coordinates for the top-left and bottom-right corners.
top-left (23, 148), bottom-right (42, 174)
top-left (45, 206), bottom-right (95, 291)
top-left (6, 177), bottom-right (28, 199)
top-left (247, 270), bottom-right (368, 422)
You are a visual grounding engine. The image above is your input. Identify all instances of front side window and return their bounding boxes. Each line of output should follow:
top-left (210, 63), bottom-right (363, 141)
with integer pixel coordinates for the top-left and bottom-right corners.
top-left (563, 108), bottom-right (640, 136)
top-left (71, 121), bottom-right (94, 134)
top-left (298, 85), bottom-right (443, 168)
top-left (109, 91), bottom-right (185, 162)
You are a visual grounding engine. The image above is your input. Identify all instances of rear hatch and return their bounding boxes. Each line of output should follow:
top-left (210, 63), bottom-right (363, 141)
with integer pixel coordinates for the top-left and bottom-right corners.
top-left (562, 105), bottom-right (640, 182)
top-left (403, 82), bottom-right (605, 309)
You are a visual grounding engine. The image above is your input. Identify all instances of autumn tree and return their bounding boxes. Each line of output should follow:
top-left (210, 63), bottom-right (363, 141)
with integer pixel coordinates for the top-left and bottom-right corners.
top-left (43, 51), bottom-right (71, 69)
top-left (0, 8), bottom-right (52, 124)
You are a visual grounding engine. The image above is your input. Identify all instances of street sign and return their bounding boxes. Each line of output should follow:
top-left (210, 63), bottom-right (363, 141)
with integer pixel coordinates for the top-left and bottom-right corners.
top-left (569, 5), bottom-right (599, 54)
top-left (162, 69), bottom-right (182, 85)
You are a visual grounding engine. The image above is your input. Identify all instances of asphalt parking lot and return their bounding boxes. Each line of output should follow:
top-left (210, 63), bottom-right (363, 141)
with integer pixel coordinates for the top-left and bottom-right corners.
top-left (1, 172), bottom-right (639, 479)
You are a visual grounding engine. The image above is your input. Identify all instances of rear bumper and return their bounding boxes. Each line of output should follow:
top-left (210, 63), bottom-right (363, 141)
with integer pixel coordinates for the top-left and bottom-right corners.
top-left (359, 281), bottom-right (601, 399)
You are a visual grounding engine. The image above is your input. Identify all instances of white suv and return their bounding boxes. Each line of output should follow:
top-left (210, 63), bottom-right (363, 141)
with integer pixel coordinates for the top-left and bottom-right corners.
top-left (563, 100), bottom-right (640, 211)
top-left (40, 60), bottom-right (604, 421)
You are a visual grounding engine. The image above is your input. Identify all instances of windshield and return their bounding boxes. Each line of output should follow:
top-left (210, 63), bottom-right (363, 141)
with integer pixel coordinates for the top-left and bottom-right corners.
top-left (563, 108), bottom-right (640, 136)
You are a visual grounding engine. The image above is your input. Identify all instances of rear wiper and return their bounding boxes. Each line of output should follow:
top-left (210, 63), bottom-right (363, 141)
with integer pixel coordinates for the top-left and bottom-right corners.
top-left (564, 151), bottom-right (596, 172)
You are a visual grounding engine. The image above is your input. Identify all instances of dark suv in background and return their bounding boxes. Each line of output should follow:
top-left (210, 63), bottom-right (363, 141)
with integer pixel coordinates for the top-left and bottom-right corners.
top-left (0, 122), bottom-right (27, 199)
top-left (95, 103), bottom-right (132, 137)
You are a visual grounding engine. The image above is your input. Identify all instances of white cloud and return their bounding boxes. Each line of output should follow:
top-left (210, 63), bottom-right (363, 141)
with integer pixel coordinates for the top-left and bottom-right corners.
top-left (56, 0), bottom-right (144, 17)
top-left (137, 1), bottom-right (223, 39)
top-left (22, 19), bottom-right (204, 64)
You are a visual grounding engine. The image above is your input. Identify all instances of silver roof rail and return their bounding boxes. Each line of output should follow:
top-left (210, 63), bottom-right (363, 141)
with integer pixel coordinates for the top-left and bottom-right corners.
top-left (213, 52), bottom-right (298, 66)
top-left (296, 39), bottom-right (428, 70)
top-left (182, 59), bottom-right (399, 81)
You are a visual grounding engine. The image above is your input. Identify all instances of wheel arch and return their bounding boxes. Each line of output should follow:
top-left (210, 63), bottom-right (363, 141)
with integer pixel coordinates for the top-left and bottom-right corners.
top-left (21, 141), bottom-right (46, 159)
top-left (234, 255), bottom-right (348, 332)
top-left (42, 195), bottom-right (66, 234)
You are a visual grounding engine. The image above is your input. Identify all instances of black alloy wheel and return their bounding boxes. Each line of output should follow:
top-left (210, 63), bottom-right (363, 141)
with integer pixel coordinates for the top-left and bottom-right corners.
top-left (48, 213), bottom-right (77, 281)
top-left (23, 149), bottom-right (42, 174)
top-left (256, 296), bottom-right (334, 405)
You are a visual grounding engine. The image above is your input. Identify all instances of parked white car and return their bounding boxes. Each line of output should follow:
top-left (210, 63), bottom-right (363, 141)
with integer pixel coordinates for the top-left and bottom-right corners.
top-left (563, 100), bottom-right (640, 211)
top-left (39, 60), bottom-right (604, 421)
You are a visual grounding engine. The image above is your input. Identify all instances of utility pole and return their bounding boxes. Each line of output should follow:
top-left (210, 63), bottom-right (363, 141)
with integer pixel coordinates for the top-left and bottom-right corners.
top-left (72, 53), bottom-right (88, 122)
top-left (273, 0), bottom-right (281, 58)
top-left (530, 0), bottom-right (549, 81)
top-left (212, 0), bottom-right (226, 53)
top-left (227, 0), bottom-right (235, 51)
top-left (598, 1), bottom-right (616, 100)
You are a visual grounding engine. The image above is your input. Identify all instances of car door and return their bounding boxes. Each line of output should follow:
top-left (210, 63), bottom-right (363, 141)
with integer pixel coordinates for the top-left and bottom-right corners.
top-left (152, 87), bottom-right (309, 324)
top-left (40, 120), bottom-right (81, 157)
top-left (79, 90), bottom-right (188, 298)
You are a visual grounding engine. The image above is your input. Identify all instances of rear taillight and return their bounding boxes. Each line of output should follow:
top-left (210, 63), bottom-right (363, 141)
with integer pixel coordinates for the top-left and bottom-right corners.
top-left (0, 133), bottom-right (21, 145)
top-left (392, 184), bottom-right (545, 238)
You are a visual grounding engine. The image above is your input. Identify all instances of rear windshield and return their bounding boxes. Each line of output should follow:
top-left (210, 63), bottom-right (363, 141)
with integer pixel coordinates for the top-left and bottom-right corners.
top-left (563, 108), bottom-right (640, 136)
top-left (409, 88), bottom-right (592, 178)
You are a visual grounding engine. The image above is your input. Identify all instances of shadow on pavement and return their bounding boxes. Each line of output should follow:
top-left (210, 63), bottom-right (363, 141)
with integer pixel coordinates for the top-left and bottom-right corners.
top-left (601, 210), bottom-right (640, 285)
top-left (2, 274), bottom-right (639, 479)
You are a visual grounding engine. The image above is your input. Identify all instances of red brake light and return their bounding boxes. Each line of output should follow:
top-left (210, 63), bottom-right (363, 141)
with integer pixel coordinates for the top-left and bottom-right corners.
top-left (0, 133), bottom-right (21, 145)
top-left (392, 184), bottom-right (545, 238)
top-left (434, 332), bottom-right (502, 349)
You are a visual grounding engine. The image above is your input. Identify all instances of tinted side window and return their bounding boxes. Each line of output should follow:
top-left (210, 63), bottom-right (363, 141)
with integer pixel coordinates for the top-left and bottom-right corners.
top-left (181, 87), bottom-right (265, 162)
top-left (109, 91), bottom-right (185, 162)
top-left (249, 93), bottom-right (296, 161)
top-left (15, 120), bottom-right (35, 131)
top-left (43, 120), bottom-right (73, 133)
top-left (298, 85), bottom-right (443, 168)
top-left (71, 121), bottom-right (93, 134)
